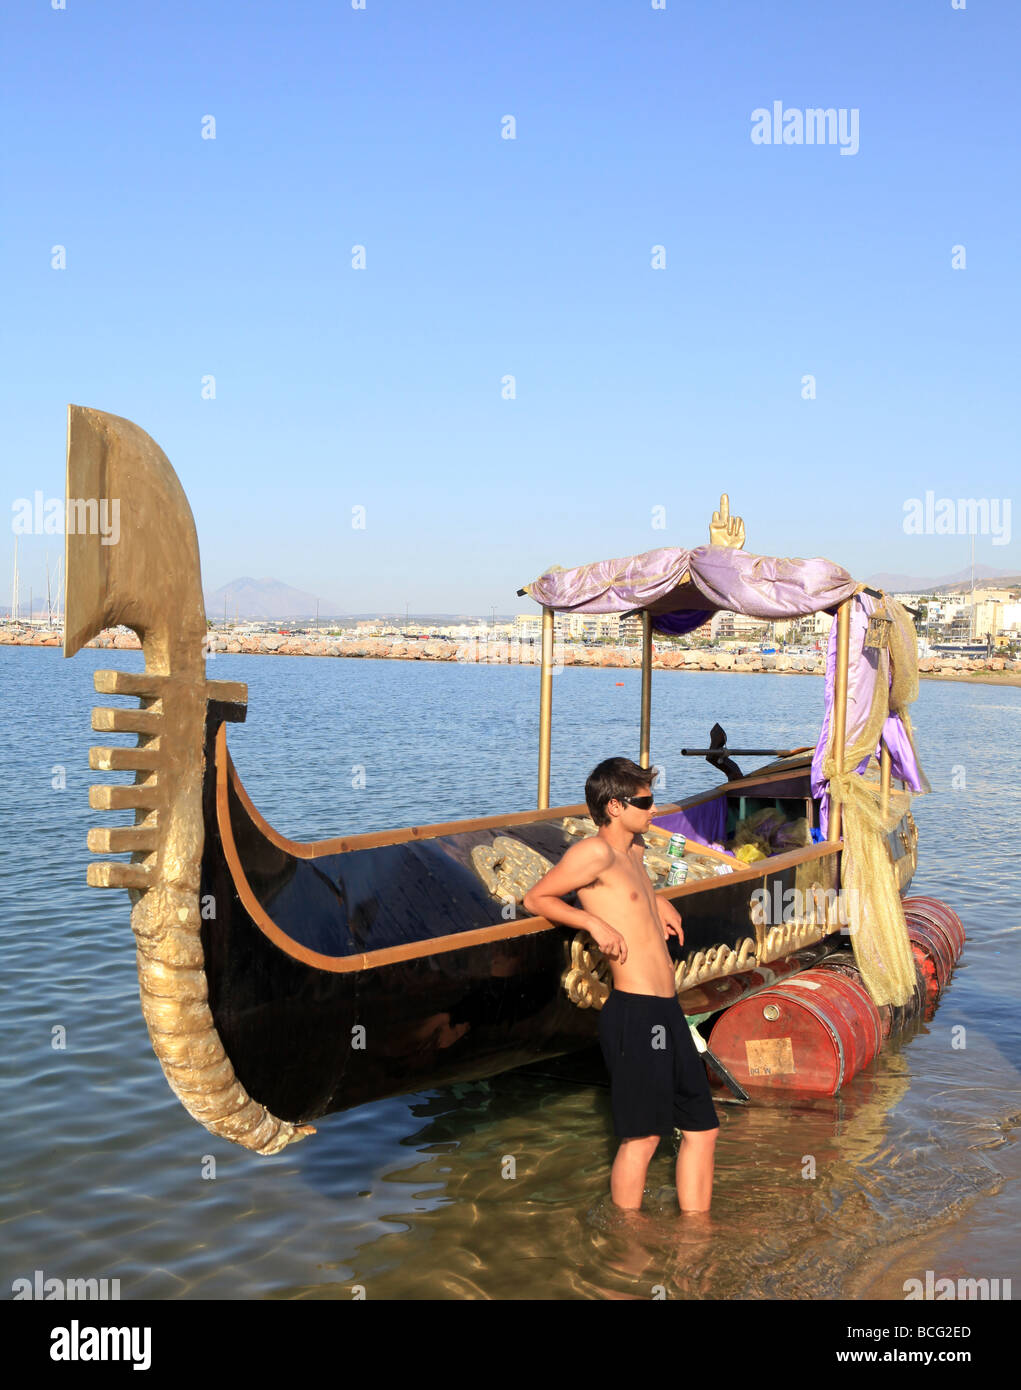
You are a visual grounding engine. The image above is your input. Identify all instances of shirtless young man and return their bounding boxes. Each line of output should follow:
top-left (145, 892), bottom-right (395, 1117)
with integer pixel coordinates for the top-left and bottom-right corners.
top-left (523, 756), bottom-right (719, 1212)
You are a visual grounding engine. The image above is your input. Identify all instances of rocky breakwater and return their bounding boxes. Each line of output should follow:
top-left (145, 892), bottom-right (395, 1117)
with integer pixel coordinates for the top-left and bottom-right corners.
top-left (0, 627), bottom-right (64, 647)
top-left (196, 634), bottom-right (831, 672)
top-left (4, 627), bottom-right (1018, 682)
top-left (917, 654), bottom-right (1021, 679)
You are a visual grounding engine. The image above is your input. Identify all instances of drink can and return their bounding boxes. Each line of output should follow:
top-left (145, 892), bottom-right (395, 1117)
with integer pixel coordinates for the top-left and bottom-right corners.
top-left (668, 833), bottom-right (687, 858)
top-left (666, 860), bottom-right (689, 886)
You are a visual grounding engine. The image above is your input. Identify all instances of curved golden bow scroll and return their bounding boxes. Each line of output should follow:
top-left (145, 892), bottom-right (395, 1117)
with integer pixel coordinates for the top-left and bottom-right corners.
top-left (65, 405), bottom-right (311, 1153)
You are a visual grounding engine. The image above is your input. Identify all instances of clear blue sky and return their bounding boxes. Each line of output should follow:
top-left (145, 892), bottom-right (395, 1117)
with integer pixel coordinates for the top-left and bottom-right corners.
top-left (3, 0), bottom-right (1019, 615)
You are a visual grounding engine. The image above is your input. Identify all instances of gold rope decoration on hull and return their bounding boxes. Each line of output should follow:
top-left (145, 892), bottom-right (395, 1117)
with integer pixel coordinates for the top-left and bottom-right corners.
top-left (563, 933), bottom-right (613, 1009)
top-left (674, 936), bottom-right (758, 988)
top-left (66, 406), bottom-right (309, 1154)
top-left (562, 931), bottom-right (758, 1007)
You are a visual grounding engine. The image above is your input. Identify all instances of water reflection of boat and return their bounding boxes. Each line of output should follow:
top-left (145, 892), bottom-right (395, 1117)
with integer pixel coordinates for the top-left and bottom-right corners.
top-left (65, 406), bottom-right (941, 1154)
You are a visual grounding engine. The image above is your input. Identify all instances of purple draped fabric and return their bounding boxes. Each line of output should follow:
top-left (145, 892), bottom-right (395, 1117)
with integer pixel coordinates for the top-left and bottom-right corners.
top-left (523, 545), bottom-right (859, 624)
top-left (685, 547), bottom-right (859, 619)
top-left (811, 594), bottom-right (927, 835)
top-left (651, 610), bottom-right (713, 636)
top-left (652, 798), bottom-right (730, 850)
top-left (526, 546), bottom-right (694, 615)
top-left (881, 715), bottom-right (925, 791)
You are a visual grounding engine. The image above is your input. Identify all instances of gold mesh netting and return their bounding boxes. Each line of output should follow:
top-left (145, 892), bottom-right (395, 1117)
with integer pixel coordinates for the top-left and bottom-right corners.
top-left (822, 596), bottom-right (930, 1008)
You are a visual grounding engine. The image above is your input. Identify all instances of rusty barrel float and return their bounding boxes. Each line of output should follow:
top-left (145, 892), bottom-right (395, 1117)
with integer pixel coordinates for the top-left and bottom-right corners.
top-left (707, 966), bottom-right (882, 1095)
top-left (901, 896), bottom-right (965, 1020)
top-left (706, 897), bottom-right (965, 1095)
top-left (826, 948), bottom-right (930, 1038)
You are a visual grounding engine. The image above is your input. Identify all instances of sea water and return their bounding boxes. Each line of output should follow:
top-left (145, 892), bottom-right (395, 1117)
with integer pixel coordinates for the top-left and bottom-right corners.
top-left (1, 646), bottom-right (1017, 1299)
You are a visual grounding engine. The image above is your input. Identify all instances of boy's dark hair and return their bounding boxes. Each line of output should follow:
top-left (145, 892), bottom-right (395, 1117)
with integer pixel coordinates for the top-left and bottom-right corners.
top-left (585, 756), bottom-right (658, 827)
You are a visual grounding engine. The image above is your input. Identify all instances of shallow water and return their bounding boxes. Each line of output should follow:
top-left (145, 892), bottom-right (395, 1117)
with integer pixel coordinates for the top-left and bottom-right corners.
top-left (1, 647), bottom-right (1017, 1299)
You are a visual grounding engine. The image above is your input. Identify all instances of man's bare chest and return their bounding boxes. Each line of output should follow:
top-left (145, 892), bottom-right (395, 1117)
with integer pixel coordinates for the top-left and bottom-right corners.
top-left (584, 843), bottom-right (655, 904)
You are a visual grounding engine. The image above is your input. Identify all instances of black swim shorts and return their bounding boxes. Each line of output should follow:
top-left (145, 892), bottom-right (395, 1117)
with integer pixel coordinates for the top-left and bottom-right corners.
top-left (597, 989), bottom-right (720, 1139)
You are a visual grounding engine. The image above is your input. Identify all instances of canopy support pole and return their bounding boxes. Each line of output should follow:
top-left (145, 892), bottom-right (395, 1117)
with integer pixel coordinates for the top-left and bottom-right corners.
top-left (830, 599), bottom-right (851, 843)
top-left (880, 738), bottom-right (891, 817)
top-left (639, 611), bottom-right (652, 769)
top-left (537, 606), bottom-right (554, 809)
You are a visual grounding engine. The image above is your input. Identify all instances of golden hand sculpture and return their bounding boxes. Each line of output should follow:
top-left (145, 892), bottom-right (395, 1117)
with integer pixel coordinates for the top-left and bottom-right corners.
top-left (709, 493), bottom-right (745, 549)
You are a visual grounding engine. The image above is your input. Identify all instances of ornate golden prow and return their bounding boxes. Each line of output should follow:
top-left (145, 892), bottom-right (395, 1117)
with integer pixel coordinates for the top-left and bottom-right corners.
top-left (64, 405), bottom-right (312, 1154)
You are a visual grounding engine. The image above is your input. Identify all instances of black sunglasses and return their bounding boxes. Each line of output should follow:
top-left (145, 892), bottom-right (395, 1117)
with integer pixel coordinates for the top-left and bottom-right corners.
top-left (617, 794), bottom-right (655, 810)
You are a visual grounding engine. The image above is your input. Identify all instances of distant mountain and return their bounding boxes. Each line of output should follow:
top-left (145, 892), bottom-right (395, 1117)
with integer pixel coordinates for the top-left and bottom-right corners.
top-left (204, 577), bottom-right (337, 621)
top-left (865, 565), bottom-right (1020, 594)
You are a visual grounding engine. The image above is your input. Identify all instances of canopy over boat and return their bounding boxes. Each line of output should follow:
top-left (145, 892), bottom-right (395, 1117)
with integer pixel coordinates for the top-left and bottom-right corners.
top-left (520, 543), bottom-right (861, 634)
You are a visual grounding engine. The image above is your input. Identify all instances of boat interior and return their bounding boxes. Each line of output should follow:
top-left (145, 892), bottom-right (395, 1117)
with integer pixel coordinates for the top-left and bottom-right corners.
top-left (211, 719), bottom-right (843, 967)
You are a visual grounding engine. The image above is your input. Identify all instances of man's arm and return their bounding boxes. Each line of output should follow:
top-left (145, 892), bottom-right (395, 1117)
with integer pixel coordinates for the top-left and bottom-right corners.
top-left (522, 837), bottom-right (629, 962)
top-left (655, 891), bottom-right (684, 944)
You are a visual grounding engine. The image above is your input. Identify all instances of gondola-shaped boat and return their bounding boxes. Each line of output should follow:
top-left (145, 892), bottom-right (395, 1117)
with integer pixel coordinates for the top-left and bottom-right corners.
top-left (65, 406), bottom-right (938, 1154)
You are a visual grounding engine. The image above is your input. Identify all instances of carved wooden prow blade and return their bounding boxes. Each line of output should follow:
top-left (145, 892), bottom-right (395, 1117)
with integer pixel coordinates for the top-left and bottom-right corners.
top-left (62, 405), bottom-right (308, 1155)
top-left (64, 405), bottom-right (206, 671)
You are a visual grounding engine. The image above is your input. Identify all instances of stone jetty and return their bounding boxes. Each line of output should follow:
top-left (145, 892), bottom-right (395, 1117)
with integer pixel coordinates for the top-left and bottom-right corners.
top-left (3, 626), bottom-right (1019, 681)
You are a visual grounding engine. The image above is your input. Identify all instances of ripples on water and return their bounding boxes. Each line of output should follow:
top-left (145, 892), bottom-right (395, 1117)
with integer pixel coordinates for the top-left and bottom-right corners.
top-left (1, 648), bottom-right (1018, 1299)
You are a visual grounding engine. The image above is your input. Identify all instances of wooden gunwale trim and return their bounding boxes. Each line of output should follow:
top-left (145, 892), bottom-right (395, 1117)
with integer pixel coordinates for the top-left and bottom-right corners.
top-left (213, 726), bottom-right (843, 974)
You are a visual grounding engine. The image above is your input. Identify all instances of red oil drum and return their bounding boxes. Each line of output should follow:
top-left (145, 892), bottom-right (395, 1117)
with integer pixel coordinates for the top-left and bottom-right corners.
top-left (898, 957), bottom-right (928, 1027)
top-left (881, 956), bottom-right (928, 1027)
top-left (904, 917), bottom-right (955, 991)
top-left (902, 896), bottom-right (965, 961)
top-left (905, 920), bottom-right (954, 1020)
top-left (903, 894), bottom-right (964, 946)
top-left (818, 951), bottom-right (894, 1040)
top-left (904, 908), bottom-right (960, 979)
top-left (783, 969), bottom-right (882, 1073)
top-left (904, 896), bottom-right (964, 954)
top-left (707, 969), bottom-right (881, 1095)
top-left (908, 941), bottom-right (940, 1013)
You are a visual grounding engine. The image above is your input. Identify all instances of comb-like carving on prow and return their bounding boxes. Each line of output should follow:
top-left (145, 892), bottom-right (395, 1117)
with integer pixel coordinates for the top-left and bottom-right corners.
top-left (86, 666), bottom-right (162, 888)
top-left (85, 671), bottom-right (247, 883)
